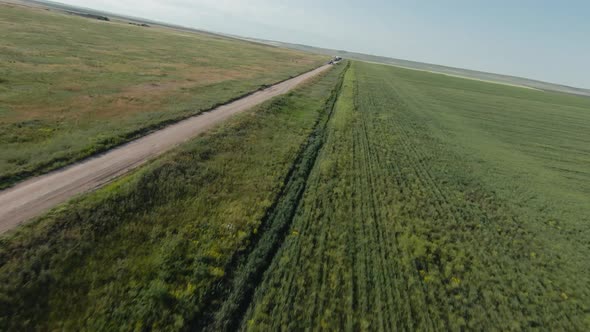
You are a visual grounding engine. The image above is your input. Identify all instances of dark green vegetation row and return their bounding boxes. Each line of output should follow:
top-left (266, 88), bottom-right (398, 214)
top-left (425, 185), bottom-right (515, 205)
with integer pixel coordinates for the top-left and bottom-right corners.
top-left (0, 4), bottom-right (325, 188)
top-left (198, 63), bottom-right (347, 332)
top-left (0, 64), bottom-right (346, 330)
top-left (242, 62), bottom-right (590, 330)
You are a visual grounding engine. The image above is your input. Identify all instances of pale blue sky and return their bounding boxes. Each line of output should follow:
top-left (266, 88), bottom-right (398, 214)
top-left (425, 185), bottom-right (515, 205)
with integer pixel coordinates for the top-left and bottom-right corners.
top-left (60, 0), bottom-right (590, 88)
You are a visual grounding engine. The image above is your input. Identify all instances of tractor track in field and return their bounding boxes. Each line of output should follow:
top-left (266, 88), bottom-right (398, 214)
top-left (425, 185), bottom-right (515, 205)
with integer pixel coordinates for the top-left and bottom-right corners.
top-left (189, 62), bottom-right (348, 331)
top-left (0, 64), bottom-right (332, 234)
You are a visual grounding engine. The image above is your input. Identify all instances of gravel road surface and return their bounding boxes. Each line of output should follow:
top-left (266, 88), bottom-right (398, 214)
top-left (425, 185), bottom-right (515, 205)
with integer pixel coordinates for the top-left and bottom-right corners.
top-left (0, 64), bottom-right (332, 234)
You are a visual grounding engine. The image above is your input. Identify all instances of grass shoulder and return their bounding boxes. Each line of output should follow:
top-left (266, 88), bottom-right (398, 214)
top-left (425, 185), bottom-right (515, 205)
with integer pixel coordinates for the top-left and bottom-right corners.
top-left (0, 63), bottom-right (346, 330)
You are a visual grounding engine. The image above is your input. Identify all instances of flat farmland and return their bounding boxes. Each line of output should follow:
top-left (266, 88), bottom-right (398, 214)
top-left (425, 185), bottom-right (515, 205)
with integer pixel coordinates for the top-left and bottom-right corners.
top-left (0, 4), bottom-right (326, 188)
top-left (241, 62), bottom-right (590, 330)
top-left (2, 37), bottom-right (589, 329)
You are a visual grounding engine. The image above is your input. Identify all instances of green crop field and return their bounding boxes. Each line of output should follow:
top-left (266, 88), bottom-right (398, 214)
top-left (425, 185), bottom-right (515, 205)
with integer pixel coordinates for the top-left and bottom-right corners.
top-left (0, 3), bottom-right (325, 188)
top-left (241, 62), bottom-right (590, 330)
top-left (1, 55), bottom-right (589, 330)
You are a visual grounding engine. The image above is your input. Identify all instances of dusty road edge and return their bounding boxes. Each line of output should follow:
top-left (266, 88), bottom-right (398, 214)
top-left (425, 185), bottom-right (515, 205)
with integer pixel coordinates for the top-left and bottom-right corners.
top-left (0, 64), bottom-right (333, 235)
top-left (0, 63), bottom-right (330, 190)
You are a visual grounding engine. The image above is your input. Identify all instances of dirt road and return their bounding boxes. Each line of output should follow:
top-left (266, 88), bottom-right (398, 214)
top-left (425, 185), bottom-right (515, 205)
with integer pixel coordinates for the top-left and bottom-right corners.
top-left (0, 64), bottom-right (332, 234)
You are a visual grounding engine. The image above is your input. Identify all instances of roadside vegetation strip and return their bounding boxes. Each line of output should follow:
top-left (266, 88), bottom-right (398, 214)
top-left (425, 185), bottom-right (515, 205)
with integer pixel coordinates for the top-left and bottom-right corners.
top-left (242, 63), bottom-right (363, 331)
top-left (0, 4), bottom-right (326, 189)
top-left (0, 64), bottom-right (346, 331)
top-left (197, 62), bottom-right (348, 331)
top-left (242, 61), bottom-right (590, 330)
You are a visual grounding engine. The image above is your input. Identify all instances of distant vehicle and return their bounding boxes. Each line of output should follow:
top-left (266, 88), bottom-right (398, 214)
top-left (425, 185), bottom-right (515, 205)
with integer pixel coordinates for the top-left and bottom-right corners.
top-left (330, 56), bottom-right (343, 64)
top-left (328, 56), bottom-right (342, 65)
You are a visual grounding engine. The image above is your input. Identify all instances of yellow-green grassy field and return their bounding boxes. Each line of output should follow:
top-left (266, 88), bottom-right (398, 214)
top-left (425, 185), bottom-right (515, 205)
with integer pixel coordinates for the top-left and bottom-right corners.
top-left (0, 3), bottom-right (326, 187)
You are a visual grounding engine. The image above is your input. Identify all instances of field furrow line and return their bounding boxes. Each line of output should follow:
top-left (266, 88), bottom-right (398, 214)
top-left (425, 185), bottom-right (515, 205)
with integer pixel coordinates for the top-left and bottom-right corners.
top-left (358, 117), bottom-right (401, 331)
top-left (191, 64), bottom-right (349, 331)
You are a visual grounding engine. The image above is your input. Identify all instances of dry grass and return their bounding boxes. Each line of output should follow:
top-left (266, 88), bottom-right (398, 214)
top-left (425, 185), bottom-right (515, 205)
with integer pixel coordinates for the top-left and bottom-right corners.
top-left (0, 4), bottom-right (327, 187)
